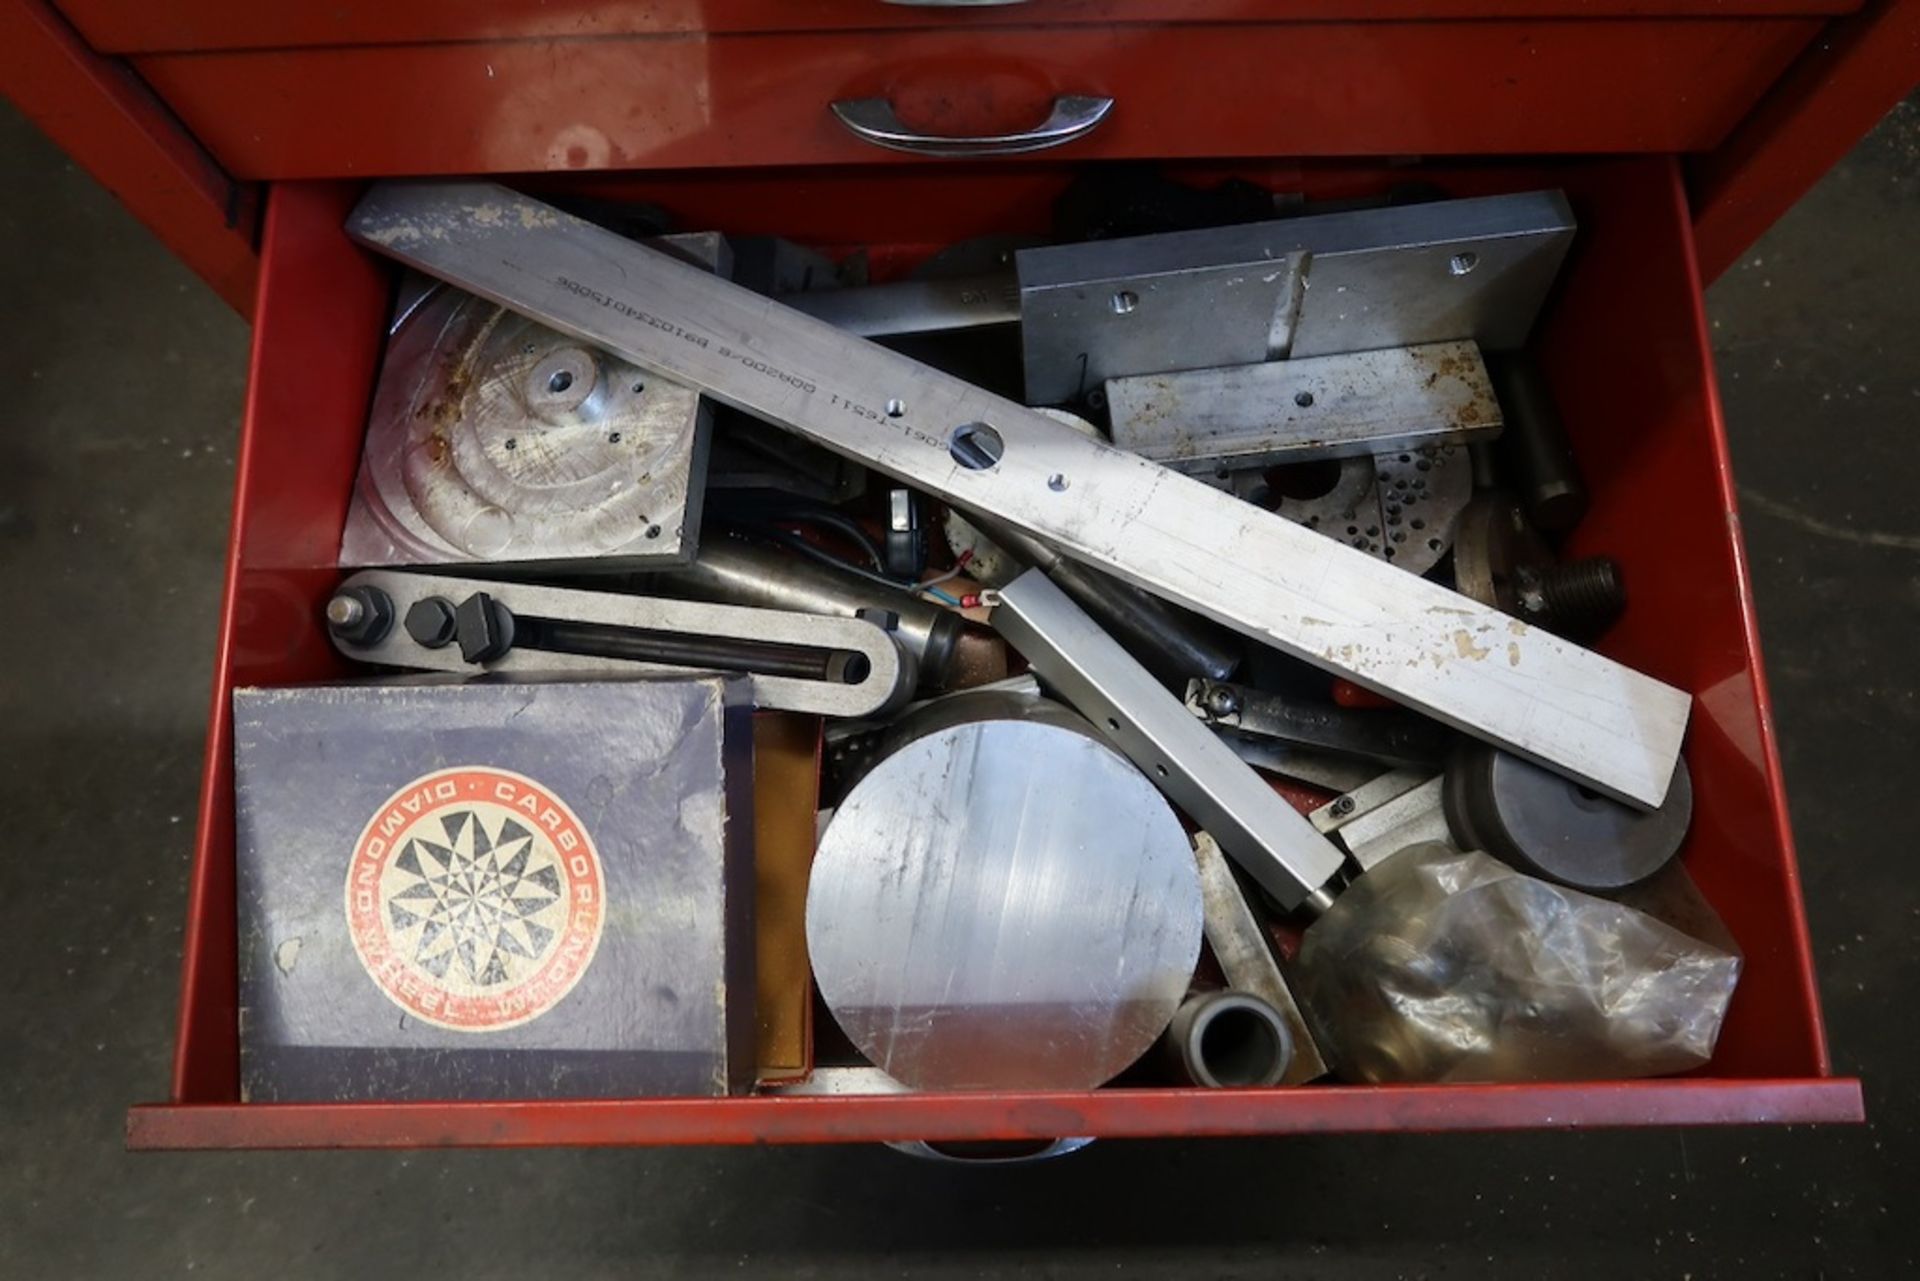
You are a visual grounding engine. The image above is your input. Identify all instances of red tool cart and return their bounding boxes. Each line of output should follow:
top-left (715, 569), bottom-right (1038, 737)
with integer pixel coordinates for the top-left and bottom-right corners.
top-left (4, 0), bottom-right (1912, 1151)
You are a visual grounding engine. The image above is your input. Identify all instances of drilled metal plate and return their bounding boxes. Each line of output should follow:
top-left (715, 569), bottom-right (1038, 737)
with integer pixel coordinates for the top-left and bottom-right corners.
top-left (340, 286), bottom-right (709, 567)
top-left (1238, 444), bottom-right (1470, 576)
top-left (1260, 453), bottom-right (1379, 547)
top-left (1017, 191), bottom-right (1576, 405)
top-left (1374, 444), bottom-right (1473, 573)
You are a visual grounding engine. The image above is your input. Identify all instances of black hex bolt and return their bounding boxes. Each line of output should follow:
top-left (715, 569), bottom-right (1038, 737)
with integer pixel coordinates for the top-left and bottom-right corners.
top-left (324, 585), bottom-right (395, 647)
top-left (404, 596), bottom-right (458, 649)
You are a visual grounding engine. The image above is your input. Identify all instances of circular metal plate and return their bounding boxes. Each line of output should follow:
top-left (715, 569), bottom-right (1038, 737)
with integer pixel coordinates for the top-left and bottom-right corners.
top-left (359, 289), bottom-right (701, 561)
top-left (1247, 445), bottom-right (1471, 577)
top-left (1267, 455), bottom-right (1378, 546)
top-left (807, 711), bottom-right (1202, 1090)
top-left (1444, 742), bottom-right (1693, 892)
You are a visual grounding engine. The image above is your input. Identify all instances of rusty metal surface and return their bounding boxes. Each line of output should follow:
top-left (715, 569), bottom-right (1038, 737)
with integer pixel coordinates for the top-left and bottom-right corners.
top-left (339, 241), bottom-right (725, 569)
top-left (1106, 341), bottom-right (1501, 474)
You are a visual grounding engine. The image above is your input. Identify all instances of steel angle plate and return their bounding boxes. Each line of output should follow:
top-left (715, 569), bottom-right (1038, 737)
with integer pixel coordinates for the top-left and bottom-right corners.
top-left (1017, 191), bottom-right (1576, 405)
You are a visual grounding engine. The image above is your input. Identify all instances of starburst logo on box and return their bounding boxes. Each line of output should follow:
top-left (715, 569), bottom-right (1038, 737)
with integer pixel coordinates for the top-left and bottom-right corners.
top-left (345, 767), bottom-right (602, 1031)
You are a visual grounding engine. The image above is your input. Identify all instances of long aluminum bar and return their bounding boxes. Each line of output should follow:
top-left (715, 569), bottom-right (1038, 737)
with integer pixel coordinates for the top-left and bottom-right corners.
top-left (347, 181), bottom-right (1688, 807)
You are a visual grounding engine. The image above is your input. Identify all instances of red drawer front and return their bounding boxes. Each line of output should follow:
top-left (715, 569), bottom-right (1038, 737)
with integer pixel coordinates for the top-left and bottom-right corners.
top-left (60, 0), bottom-right (1862, 55)
top-left (126, 155), bottom-right (1860, 1149)
top-left (129, 21), bottom-right (1825, 179)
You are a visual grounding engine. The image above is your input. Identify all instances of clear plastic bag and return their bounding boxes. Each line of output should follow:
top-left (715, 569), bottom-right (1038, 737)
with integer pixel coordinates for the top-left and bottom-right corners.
top-left (1295, 844), bottom-right (1741, 1084)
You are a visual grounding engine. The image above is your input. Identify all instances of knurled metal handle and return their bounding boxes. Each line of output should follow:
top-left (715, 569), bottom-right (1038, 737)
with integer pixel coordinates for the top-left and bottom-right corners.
top-left (829, 94), bottom-right (1113, 156)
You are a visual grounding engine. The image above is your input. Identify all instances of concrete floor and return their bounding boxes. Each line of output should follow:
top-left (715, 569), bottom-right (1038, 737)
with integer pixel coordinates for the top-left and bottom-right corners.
top-left (2, 98), bottom-right (1915, 1277)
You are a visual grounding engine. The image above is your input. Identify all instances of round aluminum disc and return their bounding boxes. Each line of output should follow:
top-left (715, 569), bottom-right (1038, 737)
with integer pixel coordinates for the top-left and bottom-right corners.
top-left (807, 708), bottom-right (1202, 1091)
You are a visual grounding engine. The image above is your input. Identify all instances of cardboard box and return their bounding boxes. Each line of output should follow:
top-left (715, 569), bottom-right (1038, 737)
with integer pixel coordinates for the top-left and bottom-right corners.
top-left (233, 675), bottom-right (755, 1101)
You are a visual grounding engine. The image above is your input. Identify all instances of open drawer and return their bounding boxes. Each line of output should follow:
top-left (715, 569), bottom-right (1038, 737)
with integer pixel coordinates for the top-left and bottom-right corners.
top-left (126, 154), bottom-right (1863, 1149)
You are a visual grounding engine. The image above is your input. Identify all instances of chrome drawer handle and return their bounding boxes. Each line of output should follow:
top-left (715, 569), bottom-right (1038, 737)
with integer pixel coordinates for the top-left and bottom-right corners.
top-left (829, 94), bottom-right (1113, 156)
top-left (885, 1137), bottom-right (1096, 1163)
